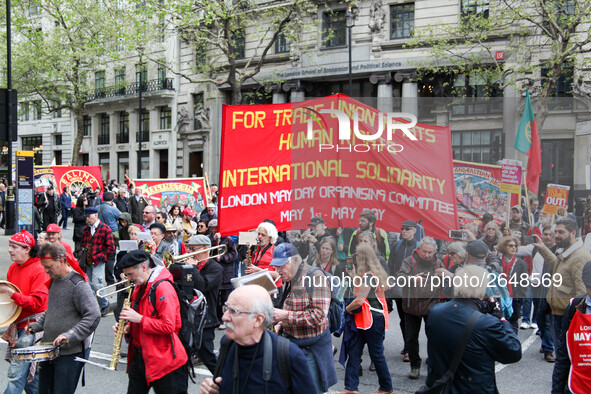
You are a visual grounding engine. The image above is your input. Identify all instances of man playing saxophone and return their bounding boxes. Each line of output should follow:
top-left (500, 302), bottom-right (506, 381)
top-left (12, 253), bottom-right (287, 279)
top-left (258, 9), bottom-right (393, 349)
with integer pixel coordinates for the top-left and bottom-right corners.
top-left (28, 242), bottom-right (100, 394)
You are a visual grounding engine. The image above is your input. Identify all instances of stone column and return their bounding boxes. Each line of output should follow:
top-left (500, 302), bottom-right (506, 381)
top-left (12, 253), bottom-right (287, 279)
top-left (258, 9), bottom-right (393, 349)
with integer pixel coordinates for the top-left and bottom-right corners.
top-left (377, 82), bottom-right (393, 113)
top-left (290, 90), bottom-right (305, 102)
top-left (401, 79), bottom-right (418, 116)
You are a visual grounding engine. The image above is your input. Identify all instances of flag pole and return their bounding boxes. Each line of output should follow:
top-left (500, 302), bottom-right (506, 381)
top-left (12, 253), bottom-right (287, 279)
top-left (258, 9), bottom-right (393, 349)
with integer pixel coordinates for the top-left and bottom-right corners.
top-left (523, 168), bottom-right (531, 224)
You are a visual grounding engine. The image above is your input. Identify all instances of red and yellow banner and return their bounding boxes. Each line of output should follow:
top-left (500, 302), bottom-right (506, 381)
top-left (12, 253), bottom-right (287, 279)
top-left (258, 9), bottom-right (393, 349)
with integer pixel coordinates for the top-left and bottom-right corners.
top-left (542, 183), bottom-right (570, 215)
top-left (219, 94), bottom-right (458, 239)
top-left (133, 178), bottom-right (208, 213)
top-left (453, 160), bottom-right (510, 228)
top-left (52, 166), bottom-right (103, 195)
top-left (34, 166), bottom-right (56, 192)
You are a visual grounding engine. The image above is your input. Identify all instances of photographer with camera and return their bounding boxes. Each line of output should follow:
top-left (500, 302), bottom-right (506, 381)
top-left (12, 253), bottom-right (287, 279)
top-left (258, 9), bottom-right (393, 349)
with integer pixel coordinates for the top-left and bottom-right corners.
top-left (424, 264), bottom-right (522, 393)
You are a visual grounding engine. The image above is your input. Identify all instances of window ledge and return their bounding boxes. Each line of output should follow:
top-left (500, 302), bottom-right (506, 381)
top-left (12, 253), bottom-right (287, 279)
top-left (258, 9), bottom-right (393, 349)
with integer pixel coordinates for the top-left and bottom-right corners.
top-left (319, 45), bottom-right (348, 51)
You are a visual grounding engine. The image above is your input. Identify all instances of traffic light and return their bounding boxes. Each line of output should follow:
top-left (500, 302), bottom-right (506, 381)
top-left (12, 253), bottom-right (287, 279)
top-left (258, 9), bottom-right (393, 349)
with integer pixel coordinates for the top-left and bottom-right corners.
top-left (0, 88), bottom-right (18, 142)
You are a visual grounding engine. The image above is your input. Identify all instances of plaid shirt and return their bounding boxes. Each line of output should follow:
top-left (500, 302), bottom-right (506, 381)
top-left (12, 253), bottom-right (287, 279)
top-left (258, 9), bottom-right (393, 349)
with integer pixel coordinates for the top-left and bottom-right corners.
top-left (282, 263), bottom-right (330, 340)
top-left (81, 221), bottom-right (115, 266)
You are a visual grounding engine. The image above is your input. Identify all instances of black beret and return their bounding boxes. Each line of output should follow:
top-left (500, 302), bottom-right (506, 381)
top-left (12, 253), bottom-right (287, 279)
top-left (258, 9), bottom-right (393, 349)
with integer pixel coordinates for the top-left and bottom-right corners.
top-left (118, 250), bottom-right (151, 269)
top-left (149, 222), bottom-right (166, 234)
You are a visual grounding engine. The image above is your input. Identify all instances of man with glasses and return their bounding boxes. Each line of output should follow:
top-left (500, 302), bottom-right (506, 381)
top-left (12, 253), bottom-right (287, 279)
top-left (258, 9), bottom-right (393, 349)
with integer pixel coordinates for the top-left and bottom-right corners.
top-left (148, 223), bottom-right (176, 263)
top-left (387, 219), bottom-right (418, 361)
top-left (141, 205), bottom-right (157, 231)
top-left (348, 209), bottom-right (390, 262)
top-left (199, 285), bottom-right (316, 394)
top-left (184, 235), bottom-right (222, 373)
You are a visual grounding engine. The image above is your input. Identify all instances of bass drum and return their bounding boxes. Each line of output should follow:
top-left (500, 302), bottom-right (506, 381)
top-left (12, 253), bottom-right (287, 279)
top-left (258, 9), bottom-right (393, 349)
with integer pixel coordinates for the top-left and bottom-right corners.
top-left (0, 280), bottom-right (22, 327)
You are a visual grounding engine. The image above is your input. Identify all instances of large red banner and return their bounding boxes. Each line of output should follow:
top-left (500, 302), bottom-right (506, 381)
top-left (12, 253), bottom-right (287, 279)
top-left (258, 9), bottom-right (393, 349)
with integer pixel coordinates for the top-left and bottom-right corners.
top-left (133, 178), bottom-right (208, 213)
top-left (52, 166), bottom-right (103, 195)
top-left (219, 95), bottom-right (458, 240)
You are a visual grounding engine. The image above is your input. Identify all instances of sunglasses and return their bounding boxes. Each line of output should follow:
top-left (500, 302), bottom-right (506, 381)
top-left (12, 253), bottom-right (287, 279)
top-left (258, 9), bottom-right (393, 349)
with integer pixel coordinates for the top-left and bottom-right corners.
top-left (401, 227), bottom-right (413, 231)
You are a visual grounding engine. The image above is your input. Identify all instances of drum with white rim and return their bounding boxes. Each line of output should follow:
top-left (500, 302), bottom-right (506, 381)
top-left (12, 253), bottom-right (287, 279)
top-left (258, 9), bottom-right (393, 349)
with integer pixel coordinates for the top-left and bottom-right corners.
top-left (11, 345), bottom-right (60, 363)
top-left (0, 280), bottom-right (22, 327)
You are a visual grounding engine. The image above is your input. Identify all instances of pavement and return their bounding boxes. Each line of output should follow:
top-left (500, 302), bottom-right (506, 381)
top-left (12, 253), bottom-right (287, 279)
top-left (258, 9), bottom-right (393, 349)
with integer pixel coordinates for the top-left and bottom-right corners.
top-left (0, 223), bottom-right (556, 392)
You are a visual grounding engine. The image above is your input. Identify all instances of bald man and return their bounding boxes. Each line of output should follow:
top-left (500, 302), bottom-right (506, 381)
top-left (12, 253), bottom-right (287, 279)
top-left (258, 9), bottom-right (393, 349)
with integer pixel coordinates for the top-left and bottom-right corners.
top-left (200, 285), bottom-right (316, 394)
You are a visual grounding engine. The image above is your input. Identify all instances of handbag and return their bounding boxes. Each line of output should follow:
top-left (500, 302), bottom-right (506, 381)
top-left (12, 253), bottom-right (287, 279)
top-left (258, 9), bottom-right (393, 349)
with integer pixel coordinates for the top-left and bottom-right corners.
top-left (415, 309), bottom-right (481, 394)
top-left (75, 247), bottom-right (89, 270)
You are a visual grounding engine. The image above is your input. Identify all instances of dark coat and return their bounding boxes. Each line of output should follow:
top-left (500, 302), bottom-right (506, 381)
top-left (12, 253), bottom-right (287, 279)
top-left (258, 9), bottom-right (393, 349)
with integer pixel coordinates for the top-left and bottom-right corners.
top-left (72, 207), bottom-right (87, 243)
top-left (130, 195), bottom-right (149, 224)
top-left (214, 236), bottom-right (238, 290)
top-left (190, 259), bottom-right (223, 328)
top-left (113, 196), bottom-right (130, 213)
top-left (552, 295), bottom-right (587, 394)
top-left (425, 299), bottom-right (522, 393)
top-left (397, 249), bottom-right (444, 317)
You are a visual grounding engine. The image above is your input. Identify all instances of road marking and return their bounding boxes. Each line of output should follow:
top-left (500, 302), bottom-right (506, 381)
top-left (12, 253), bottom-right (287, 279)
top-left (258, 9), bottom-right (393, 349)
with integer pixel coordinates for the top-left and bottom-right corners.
top-left (495, 329), bottom-right (537, 373)
top-left (89, 351), bottom-right (213, 376)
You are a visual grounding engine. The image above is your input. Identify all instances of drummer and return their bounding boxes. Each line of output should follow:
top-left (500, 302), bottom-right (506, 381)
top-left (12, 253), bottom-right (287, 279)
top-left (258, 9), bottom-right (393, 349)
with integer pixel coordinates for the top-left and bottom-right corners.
top-left (0, 229), bottom-right (49, 394)
top-left (29, 242), bottom-right (100, 394)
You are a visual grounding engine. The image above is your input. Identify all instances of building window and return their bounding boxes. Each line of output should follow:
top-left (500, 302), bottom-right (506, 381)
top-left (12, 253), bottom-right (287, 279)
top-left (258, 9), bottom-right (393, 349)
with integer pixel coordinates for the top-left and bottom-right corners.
top-left (99, 113), bottom-right (110, 145)
top-left (323, 10), bottom-right (347, 47)
top-left (452, 130), bottom-right (503, 164)
top-left (20, 102), bottom-right (30, 122)
top-left (118, 112), bottom-right (129, 143)
top-left (54, 134), bottom-right (62, 145)
top-left (542, 63), bottom-right (573, 110)
top-left (138, 110), bottom-right (149, 142)
top-left (451, 72), bottom-right (503, 115)
top-left (275, 34), bottom-right (290, 54)
top-left (22, 136), bottom-right (43, 165)
top-left (99, 153), bottom-right (110, 181)
top-left (461, 0), bottom-right (489, 19)
top-left (136, 63), bottom-right (147, 90)
top-left (118, 152), bottom-right (129, 181)
top-left (390, 3), bottom-right (414, 39)
top-left (95, 71), bottom-right (106, 97)
top-left (54, 150), bottom-right (62, 165)
top-left (83, 115), bottom-right (91, 136)
top-left (115, 68), bottom-right (126, 93)
top-left (51, 100), bottom-right (62, 118)
top-left (160, 107), bottom-right (171, 129)
top-left (195, 43), bottom-right (207, 72)
top-left (157, 61), bottom-right (166, 83)
top-left (232, 29), bottom-right (245, 59)
top-left (32, 101), bottom-right (42, 120)
top-left (81, 153), bottom-right (89, 166)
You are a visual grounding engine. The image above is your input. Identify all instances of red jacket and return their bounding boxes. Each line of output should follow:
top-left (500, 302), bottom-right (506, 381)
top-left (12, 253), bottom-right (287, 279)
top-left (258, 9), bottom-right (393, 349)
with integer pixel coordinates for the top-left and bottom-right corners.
top-left (126, 266), bottom-right (187, 384)
top-left (8, 257), bottom-right (49, 328)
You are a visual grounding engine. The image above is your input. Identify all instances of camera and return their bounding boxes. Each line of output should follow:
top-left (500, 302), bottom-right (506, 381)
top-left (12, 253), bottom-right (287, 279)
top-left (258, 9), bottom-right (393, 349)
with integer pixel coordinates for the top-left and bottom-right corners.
top-left (449, 230), bottom-right (467, 239)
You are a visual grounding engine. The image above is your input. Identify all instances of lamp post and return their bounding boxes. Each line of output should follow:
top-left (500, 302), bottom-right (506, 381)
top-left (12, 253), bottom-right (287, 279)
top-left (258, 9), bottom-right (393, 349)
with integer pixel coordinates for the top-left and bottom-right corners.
top-left (137, 46), bottom-right (143, 179)
top-left (346, 5), bottom-right (355, 97)
top-left (5, 0), bottom-right (16, 235)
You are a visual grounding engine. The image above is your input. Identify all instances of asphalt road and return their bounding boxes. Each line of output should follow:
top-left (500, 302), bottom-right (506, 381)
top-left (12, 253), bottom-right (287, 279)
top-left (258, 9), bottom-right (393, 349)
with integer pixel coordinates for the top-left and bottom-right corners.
top-left (0, 226), bottom-right (555, 393)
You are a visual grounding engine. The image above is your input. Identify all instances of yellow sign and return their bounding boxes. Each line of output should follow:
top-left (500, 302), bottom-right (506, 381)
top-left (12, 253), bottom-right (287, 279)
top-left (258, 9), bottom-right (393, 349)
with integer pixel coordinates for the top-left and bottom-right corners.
top-left (15, 151), bottom-right (34, 157)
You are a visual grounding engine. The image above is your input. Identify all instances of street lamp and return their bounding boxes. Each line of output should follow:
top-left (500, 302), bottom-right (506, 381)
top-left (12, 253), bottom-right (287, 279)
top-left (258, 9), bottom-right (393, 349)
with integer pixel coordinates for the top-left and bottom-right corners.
top-left (346, 5), bottom-right (355, 97)
top-left (137, 46), bottom-right (143, 179)
top-left (4, 0), bottom-right (16, 235)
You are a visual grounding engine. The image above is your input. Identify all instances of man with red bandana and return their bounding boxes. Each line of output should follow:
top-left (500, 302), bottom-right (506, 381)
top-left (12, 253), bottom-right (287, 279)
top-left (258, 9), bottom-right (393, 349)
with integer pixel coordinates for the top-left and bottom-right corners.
top-left (0, 229), bottom-right (49, 394)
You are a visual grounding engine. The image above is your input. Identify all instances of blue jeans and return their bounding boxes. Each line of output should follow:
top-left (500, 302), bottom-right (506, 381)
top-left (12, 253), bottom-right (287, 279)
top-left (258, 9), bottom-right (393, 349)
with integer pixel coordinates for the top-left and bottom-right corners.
top-left (533, 298), bottom-right (554, 352)
top-left (521, 286), bottom-right (535, 324)
top-left (86, 262), bottom-right (109, 309)
top-left (303, 349), bottom-right (322, 394)
top-left (344, 315), bottom-right (393, 392)
top-left (4, 329), bottom-right (39, 394)
top-left (58, 208), bottom-right (70, 228)
top-left (38, 350), bottom-right (85, 394)
top-left (552, 314), bottom-right (563, 345)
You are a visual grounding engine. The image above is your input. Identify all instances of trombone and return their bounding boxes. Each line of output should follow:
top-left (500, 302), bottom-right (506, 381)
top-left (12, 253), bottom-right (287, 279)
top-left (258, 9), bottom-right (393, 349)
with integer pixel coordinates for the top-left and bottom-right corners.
top-left (97, 281), bottom-right (134, 298)
top-left (163, 244), bottom-right (227, 268)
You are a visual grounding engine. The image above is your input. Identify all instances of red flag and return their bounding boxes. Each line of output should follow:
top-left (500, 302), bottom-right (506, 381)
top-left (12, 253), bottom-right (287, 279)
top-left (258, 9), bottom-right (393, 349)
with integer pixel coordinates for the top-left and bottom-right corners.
top-left (526, 122), bottom-right (542, 194)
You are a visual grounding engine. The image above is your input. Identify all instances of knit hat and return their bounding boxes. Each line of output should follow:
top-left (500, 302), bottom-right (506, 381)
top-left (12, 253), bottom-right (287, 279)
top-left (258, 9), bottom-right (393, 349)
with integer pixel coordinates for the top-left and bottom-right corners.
top-left (9, 229), bottom-right (35, 248)
top-left (464, 240), bottom-right (489, 259)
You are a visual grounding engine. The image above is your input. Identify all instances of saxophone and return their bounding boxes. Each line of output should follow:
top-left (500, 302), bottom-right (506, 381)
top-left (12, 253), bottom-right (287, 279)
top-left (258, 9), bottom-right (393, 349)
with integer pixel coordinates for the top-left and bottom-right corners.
top-left (246, 245), bottom-right (252, 267)
top-left (110, 281), bottom-right (133, 370)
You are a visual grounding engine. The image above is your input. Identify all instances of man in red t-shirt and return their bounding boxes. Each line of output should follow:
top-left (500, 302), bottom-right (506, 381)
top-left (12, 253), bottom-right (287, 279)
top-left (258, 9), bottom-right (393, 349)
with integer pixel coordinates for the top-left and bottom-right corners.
top-left (0, 229), bottom-right (49, 393)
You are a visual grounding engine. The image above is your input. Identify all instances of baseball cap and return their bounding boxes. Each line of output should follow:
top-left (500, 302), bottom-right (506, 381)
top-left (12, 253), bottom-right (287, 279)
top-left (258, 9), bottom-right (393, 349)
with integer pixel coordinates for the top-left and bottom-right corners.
top-left (464, 240), bottom-right (489, 259)
top-left (511, 205), bottom-right (523, 213)
top-left (46, 223), bottom-right (61, 233)
top-left (208, 219), bottom-right (218, 228)
top-left (308, 217), bottom-right (325, 226)
top-left (270, 243), bottom-right (299, 267)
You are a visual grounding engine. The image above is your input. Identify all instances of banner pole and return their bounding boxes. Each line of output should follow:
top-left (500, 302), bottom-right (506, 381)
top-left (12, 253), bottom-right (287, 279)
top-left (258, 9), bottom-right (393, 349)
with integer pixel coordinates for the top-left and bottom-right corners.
top-left (523, 168), bottom-right (531, 224)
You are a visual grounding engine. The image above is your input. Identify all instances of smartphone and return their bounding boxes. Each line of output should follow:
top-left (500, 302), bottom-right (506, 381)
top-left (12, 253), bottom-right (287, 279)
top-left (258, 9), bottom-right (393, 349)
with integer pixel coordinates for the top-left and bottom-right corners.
top-left (449, 230), bottom-right (467, 239)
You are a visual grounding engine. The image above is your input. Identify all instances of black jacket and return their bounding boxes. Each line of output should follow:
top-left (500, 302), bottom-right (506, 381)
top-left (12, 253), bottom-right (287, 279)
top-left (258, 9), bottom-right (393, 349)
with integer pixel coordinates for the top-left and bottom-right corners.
top-left (114, 196), bottom-right (130, 213)
top-left (426, 299), bottom-right (522, 393)
top-left (191, 259), bottom-right (223, 328)
top-left (388, 238), bottom-right (417, 276)
top-left (215, 236), bottom-right (238, 290)
top-left (130, 195), bottom-right (149, 224)
top-left (552, 295), bottom-right (587, 394)
top-left (72, 207), bottom-right (87, 243)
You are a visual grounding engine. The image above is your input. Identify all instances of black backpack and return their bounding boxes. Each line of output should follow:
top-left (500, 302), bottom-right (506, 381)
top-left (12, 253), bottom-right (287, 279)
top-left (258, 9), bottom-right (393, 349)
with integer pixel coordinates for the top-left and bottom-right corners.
top-left (303, 267), bottom-right (345, 335)
top-left (149, 279), bottom-right (207, 371)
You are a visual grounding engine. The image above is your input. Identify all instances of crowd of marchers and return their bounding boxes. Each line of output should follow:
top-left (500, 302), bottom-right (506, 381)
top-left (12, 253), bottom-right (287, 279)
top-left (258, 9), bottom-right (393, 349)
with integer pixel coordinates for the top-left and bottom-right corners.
top-left (2, 182), bottom-right (591, 394)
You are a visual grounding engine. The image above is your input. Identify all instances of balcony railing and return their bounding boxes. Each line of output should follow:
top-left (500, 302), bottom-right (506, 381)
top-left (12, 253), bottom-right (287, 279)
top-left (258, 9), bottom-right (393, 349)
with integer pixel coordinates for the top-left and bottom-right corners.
top-left (116, 132), bottom-right (129, 144)
top-left (98, 134), bottom-right (110, 145)
top-left (88, 78), bottom-right (174, 101)
top-left (136, 131), bottom-right (150, 143)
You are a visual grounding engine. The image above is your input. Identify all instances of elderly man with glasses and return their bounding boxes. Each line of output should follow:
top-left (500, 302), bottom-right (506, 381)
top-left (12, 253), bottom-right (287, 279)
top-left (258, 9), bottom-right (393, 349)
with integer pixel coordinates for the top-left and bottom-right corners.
top-left (200, 285), bottom-right (316, 394)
